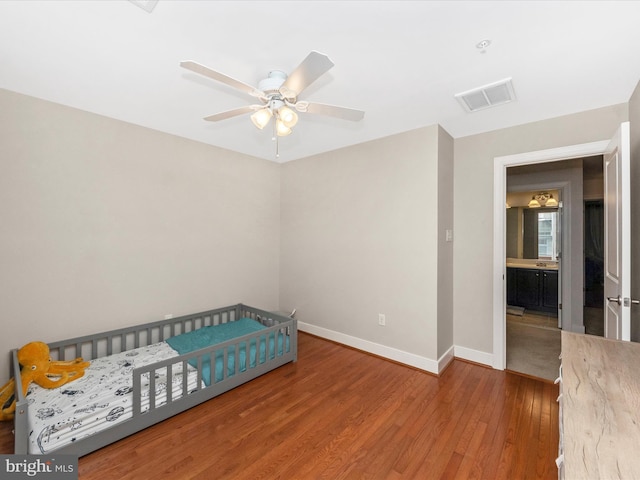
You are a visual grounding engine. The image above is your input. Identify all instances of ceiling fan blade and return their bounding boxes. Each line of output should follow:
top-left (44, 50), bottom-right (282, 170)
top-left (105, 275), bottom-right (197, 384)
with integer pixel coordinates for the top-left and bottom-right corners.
top-left (301, 102), bottom-right (365, 122)
top-left (280, 51), bottom-right (334, 98)
top-left (180, 61), bottom-right (263, 98)
top-left (203, 105), bottom-right (256, 122)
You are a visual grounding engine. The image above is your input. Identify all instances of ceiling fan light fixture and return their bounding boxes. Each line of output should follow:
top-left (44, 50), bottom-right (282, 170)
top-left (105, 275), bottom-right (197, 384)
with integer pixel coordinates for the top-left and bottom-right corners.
top-left (278, 106), bottom-right (298, 128)
top-left (250, 108), bottom-right (272, 130)
top-left (275, 119), bottom-right (292, 137)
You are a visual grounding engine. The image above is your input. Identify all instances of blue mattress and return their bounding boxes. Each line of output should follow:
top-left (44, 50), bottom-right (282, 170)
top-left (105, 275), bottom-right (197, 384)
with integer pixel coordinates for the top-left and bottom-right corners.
top-left (166, 318), bottom-right (287, 386)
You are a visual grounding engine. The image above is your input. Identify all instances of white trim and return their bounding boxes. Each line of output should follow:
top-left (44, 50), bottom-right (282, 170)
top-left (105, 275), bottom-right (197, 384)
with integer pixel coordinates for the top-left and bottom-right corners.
top-left (438, 345), bottom-right (455, 373)
top-left (621, 123), bottom-right (631, 341)
top-left (493, 140), bottom-right (609, 370)
top-left (454, 345), bottom-right (494, 367)
top-left (298, 322), bottom-right (489, 375)
top-left (495, 141), bottom-right (609, 167)
top-left (298, 321), bottom-right (441, 374)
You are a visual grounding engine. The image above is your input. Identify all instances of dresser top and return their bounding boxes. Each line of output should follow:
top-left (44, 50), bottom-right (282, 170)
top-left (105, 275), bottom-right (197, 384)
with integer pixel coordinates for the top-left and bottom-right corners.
top-left (562, 331), bottom-right (640, 479)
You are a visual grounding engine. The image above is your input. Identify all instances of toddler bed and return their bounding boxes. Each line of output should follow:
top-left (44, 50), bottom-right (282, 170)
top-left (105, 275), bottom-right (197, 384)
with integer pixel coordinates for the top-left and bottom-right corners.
top-left (9, 304), bottom-right (297, 456)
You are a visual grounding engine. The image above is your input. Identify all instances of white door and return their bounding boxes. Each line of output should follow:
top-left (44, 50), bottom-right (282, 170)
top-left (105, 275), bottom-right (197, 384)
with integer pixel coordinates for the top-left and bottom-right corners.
top-left (604, 122), bottom-right (631, 340)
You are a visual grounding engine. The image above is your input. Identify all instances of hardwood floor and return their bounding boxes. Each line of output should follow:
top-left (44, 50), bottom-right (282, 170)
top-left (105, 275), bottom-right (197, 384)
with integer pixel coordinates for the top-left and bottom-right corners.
top-left (0, 333), bottom-right (559, 479)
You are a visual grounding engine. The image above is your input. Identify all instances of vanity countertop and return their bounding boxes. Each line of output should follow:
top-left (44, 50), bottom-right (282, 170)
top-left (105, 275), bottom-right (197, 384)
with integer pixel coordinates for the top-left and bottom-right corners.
top-left (506, 260), bottom-right (558, 270)
top-left (561, 332), bottom-right (640, 479)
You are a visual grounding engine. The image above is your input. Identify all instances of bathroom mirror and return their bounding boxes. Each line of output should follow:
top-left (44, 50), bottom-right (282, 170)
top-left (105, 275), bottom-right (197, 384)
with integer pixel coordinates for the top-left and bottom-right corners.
top-left (506, 207), bottom-right (558, 259)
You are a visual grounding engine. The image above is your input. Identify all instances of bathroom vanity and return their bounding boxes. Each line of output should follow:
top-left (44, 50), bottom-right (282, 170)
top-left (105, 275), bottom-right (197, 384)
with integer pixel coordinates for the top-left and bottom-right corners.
top-left (506, 260), bottom-right (558, 313)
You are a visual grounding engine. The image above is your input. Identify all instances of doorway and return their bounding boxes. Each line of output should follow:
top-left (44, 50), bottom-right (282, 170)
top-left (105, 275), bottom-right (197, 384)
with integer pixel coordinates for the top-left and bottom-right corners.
top-left (492, 140), bottom-right (610, 372)
top-left (503, 158), bottom-right (605, 379)
top-left (504, 182), bottom-right (562, 380)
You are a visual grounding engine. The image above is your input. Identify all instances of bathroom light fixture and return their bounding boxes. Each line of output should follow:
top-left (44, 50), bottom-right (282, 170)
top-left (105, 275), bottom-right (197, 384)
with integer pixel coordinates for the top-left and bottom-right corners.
top-left (528, 192), bottom-right (557, 208)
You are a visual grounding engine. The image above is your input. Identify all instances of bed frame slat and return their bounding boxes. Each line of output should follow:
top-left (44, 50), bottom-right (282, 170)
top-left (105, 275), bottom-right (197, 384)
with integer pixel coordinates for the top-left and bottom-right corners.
top-left (149, 367), bottom-right (156, 411)
top-left (196, 355), bottom-right (203, 386)
top-left (182, 359), bottom-right (189, 397)
top-left (166, 364), bottom-right (172, 404)
top-left (133, 368), bottom-right (141, 416)
top-left (223, 348), bottom-right (228, 381)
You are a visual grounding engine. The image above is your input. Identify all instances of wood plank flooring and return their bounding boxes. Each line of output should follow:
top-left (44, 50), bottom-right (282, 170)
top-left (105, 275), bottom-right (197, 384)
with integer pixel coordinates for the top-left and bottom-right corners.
top-left (0, 332), bottom-right (559, 479)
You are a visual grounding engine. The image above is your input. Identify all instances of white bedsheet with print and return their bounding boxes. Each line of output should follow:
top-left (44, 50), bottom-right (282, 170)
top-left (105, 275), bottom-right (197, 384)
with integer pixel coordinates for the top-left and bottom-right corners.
top-left (26, 341), bottom-right (200, 454)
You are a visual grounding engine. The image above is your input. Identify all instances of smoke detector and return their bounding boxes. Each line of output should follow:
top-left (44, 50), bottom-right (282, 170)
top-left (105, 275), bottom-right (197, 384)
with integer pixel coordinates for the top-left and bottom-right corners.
top-left (455, 78), bottom-right (516, 113)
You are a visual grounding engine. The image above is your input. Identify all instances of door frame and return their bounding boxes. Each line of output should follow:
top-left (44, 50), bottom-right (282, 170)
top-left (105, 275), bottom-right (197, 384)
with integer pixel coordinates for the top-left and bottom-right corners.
top-left (493, 140), bottom-right (609, 370)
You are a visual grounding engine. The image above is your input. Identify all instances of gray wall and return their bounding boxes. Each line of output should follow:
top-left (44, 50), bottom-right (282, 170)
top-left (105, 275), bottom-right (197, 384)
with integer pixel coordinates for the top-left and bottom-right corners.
top-left (437, 127), bottom-right (454, 359)
top-left (1, 84), bottom-right (637, 383)
top-left (279, 125), bottom-right (452, 366)
top-left (0, 89), bottom-right (281, 382)
top-left (453, 103), bottom-right (628, 356)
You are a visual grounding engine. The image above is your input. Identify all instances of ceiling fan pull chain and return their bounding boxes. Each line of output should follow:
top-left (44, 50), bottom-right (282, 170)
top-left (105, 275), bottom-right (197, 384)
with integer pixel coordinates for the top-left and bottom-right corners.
top-left (273, 121), bottom-right (280, 159)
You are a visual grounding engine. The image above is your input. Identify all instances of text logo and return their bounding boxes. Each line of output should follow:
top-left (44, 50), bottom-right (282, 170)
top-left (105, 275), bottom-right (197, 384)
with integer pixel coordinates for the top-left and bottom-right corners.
top-left (1, 455), bottom-right (78, 480)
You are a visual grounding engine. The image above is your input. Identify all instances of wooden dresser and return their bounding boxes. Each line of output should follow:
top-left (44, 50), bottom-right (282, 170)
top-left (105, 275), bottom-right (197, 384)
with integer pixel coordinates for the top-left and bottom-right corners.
top-left (559, 331), bottom-right (640, 479)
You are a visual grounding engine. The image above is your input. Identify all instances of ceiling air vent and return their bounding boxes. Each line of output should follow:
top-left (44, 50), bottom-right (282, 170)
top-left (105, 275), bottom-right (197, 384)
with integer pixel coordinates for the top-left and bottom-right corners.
top-left (455, 78), bottom-right (516, 113)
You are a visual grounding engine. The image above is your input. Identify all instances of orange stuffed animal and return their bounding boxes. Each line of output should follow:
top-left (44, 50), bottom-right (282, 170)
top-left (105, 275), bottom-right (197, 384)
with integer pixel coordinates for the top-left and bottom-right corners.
top-left (0, 341), bottom-right (89, 421)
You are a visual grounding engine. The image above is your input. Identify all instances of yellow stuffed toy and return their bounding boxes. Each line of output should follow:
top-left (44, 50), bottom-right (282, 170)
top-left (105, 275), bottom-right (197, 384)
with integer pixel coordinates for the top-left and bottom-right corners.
top-left (0, 341), bottom-right (89, 421)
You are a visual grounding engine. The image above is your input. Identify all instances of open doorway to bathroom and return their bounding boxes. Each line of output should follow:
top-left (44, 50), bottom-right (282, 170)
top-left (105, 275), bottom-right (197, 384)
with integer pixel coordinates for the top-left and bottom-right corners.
top-left (505, 184), bottom-right (561, 381)
top-left (504, 156), bottom-right (604, 381)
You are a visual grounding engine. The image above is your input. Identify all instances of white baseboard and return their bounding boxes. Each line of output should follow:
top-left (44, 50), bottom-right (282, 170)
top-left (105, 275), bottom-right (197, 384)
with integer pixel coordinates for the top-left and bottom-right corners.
top-left (298, 322), bottom-right (487, 375)
top-left (438, 345), bottom-right (455, 373)
top-left (453, 345), bottom-right (494, 367)
top-left (298, 321), bottom-right (440, 374)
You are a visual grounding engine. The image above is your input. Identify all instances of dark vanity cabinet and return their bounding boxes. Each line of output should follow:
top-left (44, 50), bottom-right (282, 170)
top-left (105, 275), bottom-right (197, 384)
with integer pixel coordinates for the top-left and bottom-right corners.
top-left (541, 269), bottom-right (558, 309)
top-left (507, 267), bottom-right (558, 313)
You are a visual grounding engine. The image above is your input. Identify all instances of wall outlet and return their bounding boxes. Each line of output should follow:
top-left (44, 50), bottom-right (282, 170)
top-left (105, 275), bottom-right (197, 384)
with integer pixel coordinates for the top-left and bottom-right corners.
top-left (378, 314), bottom-right (386, 326)
top-left (164, 314), bottom-right (173, 320)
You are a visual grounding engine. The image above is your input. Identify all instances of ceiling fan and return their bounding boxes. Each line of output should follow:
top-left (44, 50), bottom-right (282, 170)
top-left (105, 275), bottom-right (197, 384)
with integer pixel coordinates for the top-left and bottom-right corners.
top-left (180, 51), bottom-right (364, 139)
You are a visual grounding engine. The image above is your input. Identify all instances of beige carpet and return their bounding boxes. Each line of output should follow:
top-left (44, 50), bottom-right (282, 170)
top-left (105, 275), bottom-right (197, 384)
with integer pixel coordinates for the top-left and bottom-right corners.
top-left (506, 316), bottom-right (561, 382)
top-left (506, 309), bottom-right (603, 382)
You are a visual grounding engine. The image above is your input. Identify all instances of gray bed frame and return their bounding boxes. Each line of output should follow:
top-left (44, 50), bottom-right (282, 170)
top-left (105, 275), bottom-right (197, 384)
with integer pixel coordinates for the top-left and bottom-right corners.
top-left (9, 303), bottom-right (297, 456)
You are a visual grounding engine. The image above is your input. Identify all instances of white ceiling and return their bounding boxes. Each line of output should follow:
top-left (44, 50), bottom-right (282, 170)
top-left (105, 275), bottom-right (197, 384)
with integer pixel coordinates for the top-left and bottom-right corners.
top-left (2, 1), bottom-right (640, 163)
